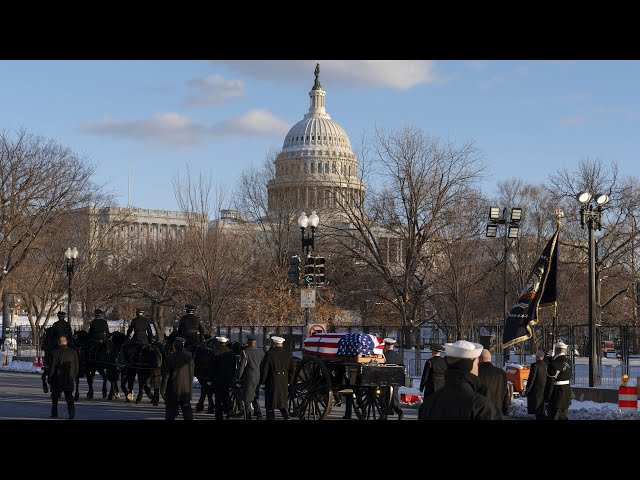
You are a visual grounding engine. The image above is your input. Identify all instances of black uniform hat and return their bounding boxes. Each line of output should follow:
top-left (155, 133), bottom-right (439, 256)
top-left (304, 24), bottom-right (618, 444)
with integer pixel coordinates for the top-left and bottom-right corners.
top-left (57, 311), bottom-right (67, 318)
top-left (430, 343), bottom-right (445, 352)
top-left (245, 333), bottom-right (257, 341)
top-left (174, 336), bottom-right (186, 344)
top-left (185, 304), bottom-right (195, 312)
top-left (94, 309), bottom-right (104, 317)
top-left (136, 307), bottom-right (145, 314)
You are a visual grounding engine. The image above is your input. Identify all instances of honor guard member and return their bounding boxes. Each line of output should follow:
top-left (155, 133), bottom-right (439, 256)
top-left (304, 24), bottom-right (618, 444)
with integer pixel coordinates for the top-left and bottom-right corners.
top-left (88, 309), bottom-right (110, 342)
top-left (212, 336), bottom-right (236, 420)
top-left (260, 336), bottom-right (295, 420)
top-left (524, 349), bottom-right (548, 420)
top-left (47, 335), bottom-right (79, 419)
top-left (177, 304), bottom-right (205, 348)
top-left (420, 343), bottom-right (447, 395)
top-left (49, 311), bottom-right (74, 345)
top-left (383, 338), bottom-right (405, 420)
top-left (127, 308), bottom-right (155, 345)
top-left (420, 340), bottom-right (503, 420)
top-left (544, 341), bottom-right (572, 420)
top-left (235, 332), bottom-right (265, 420)
top-left (160, 336), bottom-right (194, 421)
top-left (42, 311), bottom-right (73, 393)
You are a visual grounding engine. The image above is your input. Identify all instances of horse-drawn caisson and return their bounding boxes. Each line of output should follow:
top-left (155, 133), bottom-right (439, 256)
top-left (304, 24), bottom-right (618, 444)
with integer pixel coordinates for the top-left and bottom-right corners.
top-left (289, 333), bottom-right (407, 420)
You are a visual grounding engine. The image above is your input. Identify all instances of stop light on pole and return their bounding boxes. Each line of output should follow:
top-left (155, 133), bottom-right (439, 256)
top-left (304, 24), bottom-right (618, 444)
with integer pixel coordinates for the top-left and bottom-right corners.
top-left (288, 255), bottom-right (300, 285)
top-left (304, 255), bottom-right (315, 286)
top-left (314, 256), bottom-right (326, 286)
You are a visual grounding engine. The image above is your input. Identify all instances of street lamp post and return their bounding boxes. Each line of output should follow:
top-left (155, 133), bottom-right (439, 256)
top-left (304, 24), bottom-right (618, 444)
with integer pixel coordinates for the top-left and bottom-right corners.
top-left (64, 247), bottom-right (79, 326)
top-left (298, 211), bottom-right (319, 331)
top-left (577, 191), bottom-right (610, 387)
top-left (487, 206), bottom-right (522, 365)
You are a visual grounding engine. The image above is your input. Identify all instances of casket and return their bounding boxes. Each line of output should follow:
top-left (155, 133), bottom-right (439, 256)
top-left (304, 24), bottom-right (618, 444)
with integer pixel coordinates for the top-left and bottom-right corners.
top-left (303, 333), bottom-right (385, 362)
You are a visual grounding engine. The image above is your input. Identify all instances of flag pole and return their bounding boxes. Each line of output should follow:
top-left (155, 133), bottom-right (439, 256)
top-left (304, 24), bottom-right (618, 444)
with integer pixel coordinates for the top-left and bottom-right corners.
top-left (552, 209), bottom-right (563, 346)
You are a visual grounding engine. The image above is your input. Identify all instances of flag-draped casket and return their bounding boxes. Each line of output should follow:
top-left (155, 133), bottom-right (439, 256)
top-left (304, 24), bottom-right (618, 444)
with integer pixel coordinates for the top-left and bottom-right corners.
top-left (303, 333), bottom-right (385, 361)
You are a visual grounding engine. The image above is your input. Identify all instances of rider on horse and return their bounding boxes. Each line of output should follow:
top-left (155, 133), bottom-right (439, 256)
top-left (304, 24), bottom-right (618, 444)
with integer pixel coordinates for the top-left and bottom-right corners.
top-left (118, 307), bottom-right (155, 369)
top-left (81, 309), bottom-right (111, 367)
top-left (177, 304), bottom-right (205, 353)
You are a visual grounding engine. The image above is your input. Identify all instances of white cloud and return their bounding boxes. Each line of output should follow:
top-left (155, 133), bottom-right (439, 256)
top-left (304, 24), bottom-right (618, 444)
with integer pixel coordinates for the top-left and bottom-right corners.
top-left (184, 74), bottom-right (244, 107)
top-left (78, 109), bottom-right (290, 148)
top-left (214, 60), bottom-right (443, 90)
top-left (211, 109), bottom-right (290, 137)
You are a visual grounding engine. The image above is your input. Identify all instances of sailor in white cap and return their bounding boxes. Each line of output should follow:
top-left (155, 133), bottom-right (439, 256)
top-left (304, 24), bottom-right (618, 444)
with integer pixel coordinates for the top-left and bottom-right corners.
top-left (259, 335), bottom-right (295, 420)
top-left (545, 340), bottom-right (572, 420)
top-left (211, 335), bottom-right (234, 420)
top-left (419, 340), bottom-right (503, 420)
top-left (382, 338), bottom-right (405, 419)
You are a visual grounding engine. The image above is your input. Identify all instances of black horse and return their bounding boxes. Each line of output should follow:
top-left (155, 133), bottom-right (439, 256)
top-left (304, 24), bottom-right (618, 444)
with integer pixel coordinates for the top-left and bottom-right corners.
top-left (165, 331), bottom-right (215, 413)
top-left (74, 331), bottom-right (121, 400)
top-left (120, 341), bottom-right (163, 405)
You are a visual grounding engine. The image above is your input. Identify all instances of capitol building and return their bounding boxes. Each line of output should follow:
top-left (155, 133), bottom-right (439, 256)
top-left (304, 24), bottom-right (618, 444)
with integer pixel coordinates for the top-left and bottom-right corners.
top-left (267, 66), bottom-right (365, 219)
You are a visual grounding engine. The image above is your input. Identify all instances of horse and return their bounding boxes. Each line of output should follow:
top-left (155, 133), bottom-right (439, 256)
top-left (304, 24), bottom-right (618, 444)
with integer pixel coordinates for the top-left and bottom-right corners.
top-left (74, 331), bottom-right (119, 400)
top-left (166, 331), bottom-right (215, 413)
top-left (120, 341), bottom-right (163, 405)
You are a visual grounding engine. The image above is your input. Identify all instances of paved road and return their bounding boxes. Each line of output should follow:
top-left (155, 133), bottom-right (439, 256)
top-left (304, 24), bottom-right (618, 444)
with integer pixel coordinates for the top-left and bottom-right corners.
top-left (0, 370), bottom-right (419, 420)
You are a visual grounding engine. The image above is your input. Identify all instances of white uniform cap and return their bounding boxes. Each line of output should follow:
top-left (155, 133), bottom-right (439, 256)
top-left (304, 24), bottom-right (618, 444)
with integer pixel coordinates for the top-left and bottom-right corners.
top-left (444, 340), bottom-right (484, 359)
top-left (271, 336), bottom-right (285, 344)
top-left (217, 336), bottom-right (229, 343)
top-left (383, 338), bottom-right (397, 345)
top-left (554, 341), bottom-right (568, 350)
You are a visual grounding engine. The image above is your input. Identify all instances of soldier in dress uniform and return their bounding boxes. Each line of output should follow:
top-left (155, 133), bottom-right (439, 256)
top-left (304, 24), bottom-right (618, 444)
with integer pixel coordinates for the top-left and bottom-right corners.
top-left (88, 309), bottom-right (110, 342)
top-left (49, 311), bottom-right (74, 345)
top-left (119, 307), bottom-right (155, 368)
top-left (383, 338), bottom-right (405, 420)
top-left (260, 336), bottom-right (295, 420)
top-left (420, 343), bottom-right (447, 395)
top-left (177, 304), bottom-right (205, 348)
top-left (235, 332), bottom-right (265, 420)
top-left (212, 336), bottom-right (236, 420)
top-left (544, 341), bottom-right (572, 420)
top-left (160, 336), bottom-right (194, 421)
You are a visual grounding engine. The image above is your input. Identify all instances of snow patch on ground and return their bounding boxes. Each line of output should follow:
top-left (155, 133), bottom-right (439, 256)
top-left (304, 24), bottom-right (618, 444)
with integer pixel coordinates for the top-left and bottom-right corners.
top-left (0, 359), bottom-right (43, 373)
top-left (509, 396), bottom-right (640, 420)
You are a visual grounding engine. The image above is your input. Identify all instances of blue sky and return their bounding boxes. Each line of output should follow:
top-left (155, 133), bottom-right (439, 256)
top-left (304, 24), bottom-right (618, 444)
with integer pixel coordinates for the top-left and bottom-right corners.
top-left (1, 60), bottom-right (639, 212)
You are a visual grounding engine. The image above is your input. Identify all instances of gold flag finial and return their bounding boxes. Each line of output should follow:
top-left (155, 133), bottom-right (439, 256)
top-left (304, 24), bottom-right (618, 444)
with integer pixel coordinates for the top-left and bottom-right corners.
top-left (555, 209), bottom-right (564, 228)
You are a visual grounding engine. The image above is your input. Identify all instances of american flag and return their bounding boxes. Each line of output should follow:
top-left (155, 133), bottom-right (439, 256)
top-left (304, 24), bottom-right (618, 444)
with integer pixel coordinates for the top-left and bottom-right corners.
top-left (303, 333), bottom-right (384, 357)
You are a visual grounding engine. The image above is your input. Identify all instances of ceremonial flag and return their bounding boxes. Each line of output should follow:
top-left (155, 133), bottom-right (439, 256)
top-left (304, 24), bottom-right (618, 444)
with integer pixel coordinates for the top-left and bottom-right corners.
top-left (503, 227), bottom-right (559, 349)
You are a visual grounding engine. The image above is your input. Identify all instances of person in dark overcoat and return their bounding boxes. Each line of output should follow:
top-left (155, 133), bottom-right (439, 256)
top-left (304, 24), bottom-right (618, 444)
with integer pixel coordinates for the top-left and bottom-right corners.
top-left (47, 335), bottom-right (79, 419)
top-left (212, 336), bottom-right (236, 420)
top-left (477, 349), bottom-right (510, 418)
top-left (88, 309), bottom-right (110, 342)
top-left (177, 304), bottom-right (205, 348)
top-left (160, 336), bottom-right (194, 421)
top-left (544, 341), bottom-right (572, 420)
top-left (235, 333), bottom-right (265, 420)
top-left (420, 340), bottom-right (503, 420)
top-left (524, 349), bottom-right (548, 420)
top-left (259, 336), bottom-right (295, 420)
top-left (42, 311), bottom-right (73, 393)
top-left (383, 338), bottom-right (405, 420)
top-left (420, 343), bottom-right (447, 395)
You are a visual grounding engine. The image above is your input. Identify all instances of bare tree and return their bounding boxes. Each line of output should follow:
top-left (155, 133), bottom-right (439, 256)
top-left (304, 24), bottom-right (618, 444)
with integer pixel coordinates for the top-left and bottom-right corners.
top-left (329, 126), bottom-right (486, 346)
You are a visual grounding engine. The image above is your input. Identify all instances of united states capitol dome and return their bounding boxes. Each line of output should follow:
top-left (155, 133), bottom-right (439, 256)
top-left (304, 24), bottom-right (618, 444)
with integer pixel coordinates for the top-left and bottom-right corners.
top-left (267, 64), bottom-right (365, 217)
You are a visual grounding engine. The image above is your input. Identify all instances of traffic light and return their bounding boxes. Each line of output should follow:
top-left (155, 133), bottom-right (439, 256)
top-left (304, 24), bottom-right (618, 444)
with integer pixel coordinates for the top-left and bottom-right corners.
top-left (314, 256), bottom-right (326, 286)
top-left (304, 255), bottom-right (315, 286)
top-left (288, 255), bottom-right (300, 285)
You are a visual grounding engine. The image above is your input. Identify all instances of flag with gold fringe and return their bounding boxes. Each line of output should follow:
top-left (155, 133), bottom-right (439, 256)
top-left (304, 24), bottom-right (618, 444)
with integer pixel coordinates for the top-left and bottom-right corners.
top-left (502, 227), bottom-right (559, 349)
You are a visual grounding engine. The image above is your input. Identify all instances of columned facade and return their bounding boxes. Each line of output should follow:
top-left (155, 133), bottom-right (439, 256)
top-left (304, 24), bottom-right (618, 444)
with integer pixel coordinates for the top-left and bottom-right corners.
top-left (267, 67), bottom-right (365, 218)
